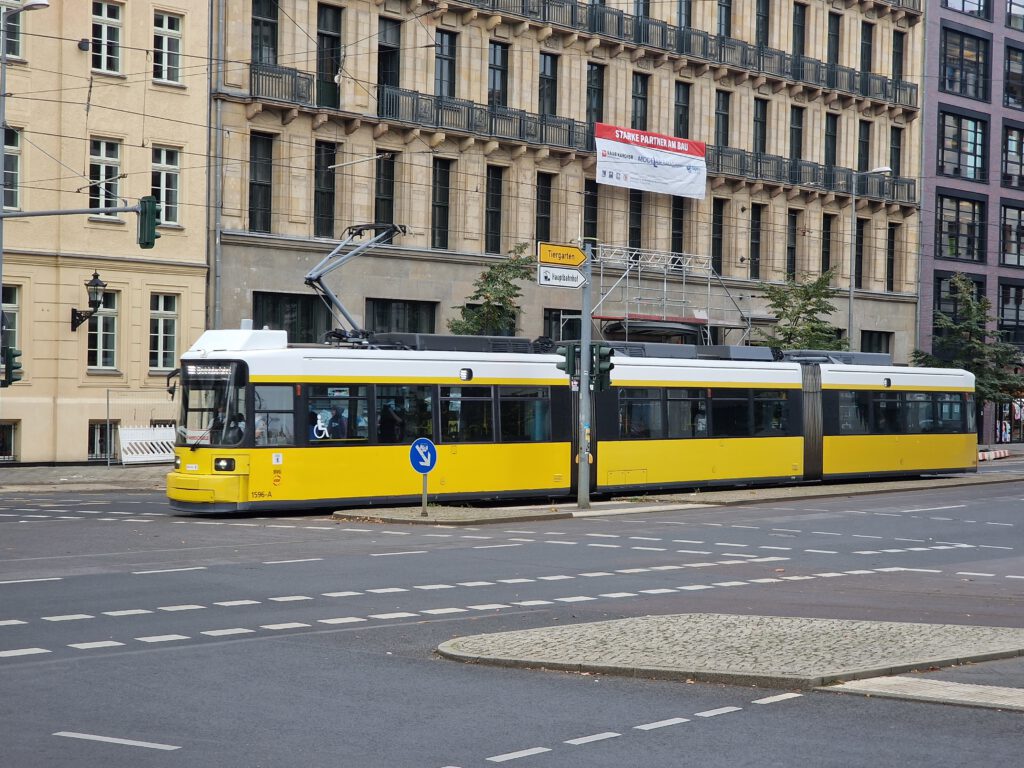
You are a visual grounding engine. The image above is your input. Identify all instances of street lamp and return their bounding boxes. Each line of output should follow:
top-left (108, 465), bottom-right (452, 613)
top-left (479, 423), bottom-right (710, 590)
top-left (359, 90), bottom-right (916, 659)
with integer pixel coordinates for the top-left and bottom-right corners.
top-left (0, 1), bottom-right (49, 348)
top-left (848, 165), bottom-right (892, 350)
top-left (70, 271), bottom-right (107, 331)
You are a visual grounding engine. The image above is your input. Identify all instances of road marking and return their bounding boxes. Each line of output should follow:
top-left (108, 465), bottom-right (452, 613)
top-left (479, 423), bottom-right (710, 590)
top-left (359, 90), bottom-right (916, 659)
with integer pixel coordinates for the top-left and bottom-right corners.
top-left (368, 587), bottom-right (408, 594)
top-left (322, 591), bottom-right (361, 598)
top-left (599, 592), bottom-right (638, 598)
top-left (712, 581), bottom-right (747, 587)
top-left (629, 536), bottom-right (662, 541)
top-left (0, 647), bottom-right (50, 657)
top-left (811, 531), bottom-right (843, 536)
top-left (694, 706), bottom-right (742, 717)
top-left (579, 572), bottom-right (613, 577)
top-left (805, 549), bottom-right (837, 554)
top-left (0, 619), bottom-right (27, 626)
top-left (53, 731), bottom-right (180, 751)
top-left (640, 588), bottom-right (678, 594)
top-left (564, 732), bottom-right (620, 745)
top-left (632, 546), bottom-right (667, 551)
top-left (461, 535), bottom-right (492, 540)
top-left (474, 544), bottom-right (522, 550)
top-left (650, 565), bottom-right (684, 571)
top-left (201, 628), bottom-right (255, 636)
top-left (678, 585), bottom-right (713, 591)
top-left (133, 567), bottom-right (205, 575)
top-left (261, 622), bottom-right (311, 630)
top-left (986, 522), bottom-right (1014, 526)
top-left (852, 534), bottom-right (883, 539)
top-left (555, 596), bottom-right (596, 603)
top-left (538, 575), bottom-right (574, 580)
top-left (158, 605), bottom-right (205, 612)
top-left (467, 604), bottom-right (511, 610)
top-left (903, 505), bottom-right (965, 513)
top-left (544, 540), bottom-right (576, 545)
top-left (69, 641), bottom-right (124, 650)
top-left (263, 558), bottom-right (323, 565)
top-left (42, 614), bottom-right (94, 622)
top-left (588, 543), bottom-right (620, 548)
top-left (497, 579), bottom-right (534, 584)
top-left (368, 612), bottom-right (418, 620)
top-left (135, 634), bottom-right (189, 643)
top-left (268, 596), bottom-right (313, 602)
top-left (512, 600), bottom-right (553, 606)
top-left (214, 600), bottom-right (261, 607)
top-left (318, 617), bottom-right (366, 625)
top-left (634, 717), bottom-right (690, 730)
top-left (586, 533), bottom-right (620, 538)
top-left (758, 546), bottom-right (791, 551)
top-left (753, 693), bottom-right (803, 704)
top-left (457, 581), bottom-right (494, 587)
top-left (0, 577), bottom-right (62, 585)
top-left (487, 747), bottom-right (551, 762)
top-left (748, 578), bottom-right (782, 583)
top-left (371, 551), bottom-right (428, 557)
top-left (421, 608), bottom-right (468, 615)
top-left (957, 572), bottom-right (995, 577)
top-left (380, 530), bottom-right (411, 536)
top-left (415, 584), bottom-right (457, 590)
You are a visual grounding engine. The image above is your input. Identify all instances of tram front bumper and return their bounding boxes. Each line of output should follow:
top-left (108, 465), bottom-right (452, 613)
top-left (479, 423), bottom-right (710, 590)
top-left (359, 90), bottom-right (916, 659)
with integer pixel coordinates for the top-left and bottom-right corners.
top-left (167, 470), bottom-right (246, 509)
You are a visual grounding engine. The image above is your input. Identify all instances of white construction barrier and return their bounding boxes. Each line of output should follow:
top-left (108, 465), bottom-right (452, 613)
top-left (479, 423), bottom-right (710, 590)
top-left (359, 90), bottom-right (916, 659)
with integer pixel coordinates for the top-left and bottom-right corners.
top-left (119, 426), bottom-right (176, 465)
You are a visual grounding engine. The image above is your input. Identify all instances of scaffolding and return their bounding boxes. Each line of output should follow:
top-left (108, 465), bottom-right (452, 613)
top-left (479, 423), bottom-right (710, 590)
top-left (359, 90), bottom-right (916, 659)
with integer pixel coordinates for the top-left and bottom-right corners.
top-left (591, 244), bottom-right (752, 345)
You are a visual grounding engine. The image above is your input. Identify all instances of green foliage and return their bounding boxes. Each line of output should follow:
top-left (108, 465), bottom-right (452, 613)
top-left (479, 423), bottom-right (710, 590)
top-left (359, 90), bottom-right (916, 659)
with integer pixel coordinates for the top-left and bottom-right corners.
top-left (447, 242), bottom-right (534, 336)
top-left (757, 269), bottom-right (847, 351)
top-left (912, 272), bottom-right (1024, 408)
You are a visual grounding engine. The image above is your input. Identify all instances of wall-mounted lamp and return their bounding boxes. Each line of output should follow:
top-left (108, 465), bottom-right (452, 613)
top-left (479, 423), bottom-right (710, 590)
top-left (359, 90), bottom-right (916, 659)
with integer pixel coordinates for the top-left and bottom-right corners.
top-left (70, 271), bottom-right (107, 331)
top-left (77, 38), bottom-right (90, 52)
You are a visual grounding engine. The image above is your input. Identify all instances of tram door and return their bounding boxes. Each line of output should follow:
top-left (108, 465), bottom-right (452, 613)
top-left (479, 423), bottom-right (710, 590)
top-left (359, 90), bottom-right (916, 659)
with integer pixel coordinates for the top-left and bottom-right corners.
top-left (800, 363), bottom-right (823, 481)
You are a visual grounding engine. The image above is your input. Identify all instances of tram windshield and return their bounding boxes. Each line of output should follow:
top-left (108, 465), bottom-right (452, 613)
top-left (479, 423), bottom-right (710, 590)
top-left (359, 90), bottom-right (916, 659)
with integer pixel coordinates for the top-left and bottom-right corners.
top-left (177, 361), bottom-right (247, 447)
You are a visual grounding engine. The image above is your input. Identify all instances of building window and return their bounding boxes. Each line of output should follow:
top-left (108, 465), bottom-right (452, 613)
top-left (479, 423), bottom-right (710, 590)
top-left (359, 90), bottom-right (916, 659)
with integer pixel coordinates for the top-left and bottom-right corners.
top-left (2, 0), bottom-right (24, 59)
top-left (0, 421), bottom-right (14, 462)
top-left (857, 120), bottom-right (871, 172)
top-left (715, 90), bottom-right (730, 147)
top-left (543, 308), bottom-right (581, 341)
top-left (1001, 204), bottom-right (1024, 266)
top-left (940, 112), bottom-right (987, 182)
top-left (786, 210), bottom-right (799, 279)
top-left (671, 196), bottom-right (686, 259)
top-left (88, 421), bottom-right (118, 462)
top-left (749, 204), bottom-right (764, 280)
top-left (631, 73), bottom-right (648, 130)
top-left (789, 106), bottom-right (804, 161)
top-left (374, 152), bottom-right (396, 239)
top-left (678, 0), bottom-right (692, 27)
top-left (889, 127), bottom-right (903, 178)
top-left (860, 21), bottom-right (874, 73)
top-left (254, 292), bottom-right (332, 343)
top-left (485, 165), bottom-right (504, 254)
top-left (316, 4), bottom-right (343, 109)
top-left (1012, 0), bottom-right (1024, 31)
top-left (3, 127), bottom-right (19, 210)
top-left (628, 189), bottom-right (643, 250)
top-left (539, 53), bottom-right (558, 116)
top-left (1003, 126), bottom-right (1024, 188)
top-left (936, 273), bottom-right (984, 323)
top-left (536, 172), bottom-right (553, 243)
top-left (937, 195), bottom-right (986, 262)
top-left (822, 213), bottom-right (835, 274)
top-left (1008, 47), bottom-right (1024, 110)
top-left (712, 198), bottom-right (726, 274)
top-left (885, 223), bottom-right (899, 293)
top-left (824, 114), bottom-right (838, 168)
top-left (87, 290), bottom-right (118, 369)
top-left (431, 158), bottom-right (452, 250)
top-left (717, 0), bottom-right (731, 38)
top-left (855, 218), bottom-right (867, 289)
top-left (153, 12), bottom-right (182, 84)
top-left (1, 284), bottom-right (17, 350)
top-left (942, 0), bottom-right (989, 19)
top-left (583, 179), bottom-right (598, 246)
top-left (674, 82), bottom-right (690, 138)
top-left (251, 0), bottom-right (278, 65)
top-left (313, 141), bottom-right (336, 239)
top-left (792, 3), bottom-right (806, 59)
top-left (377, 18), bottom-right (401, 88)
top-left (488, 42), bottom-right (509, 108)
top-left (755, 0), bottom-right (770, 47)
top-left (92, 2), bottom-right (122, 74)
top-left (1000, 283), bottom-right (1024, 344)
top-left (151, 146), bottom-right (180, 226)
top-left (753, 98), bottom-right (767, 154)
top-left (861, 331), bottom-right (893, 354)
top-left (248, 132), bottom-right (273, 233)
top-left (149, 294), bottom-right (177, 371)
top-left (827, 12), bottom-right (841, 66)
top-left (586, 64), bottom-right (604, 125)
top-left (941, 29), bottom-right (989, 101)
top-left (366, 298), bottom-right (436, 334)
top-left (892, 31), bottom-right (906, 82)
top-left (89, 138), bottom-right (120, 214)
top-left (435, 30), bottom-right (456, 99)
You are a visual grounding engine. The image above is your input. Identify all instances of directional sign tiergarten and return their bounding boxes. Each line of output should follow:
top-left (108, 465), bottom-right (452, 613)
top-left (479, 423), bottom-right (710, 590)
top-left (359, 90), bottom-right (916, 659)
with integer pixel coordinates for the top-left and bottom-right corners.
top-left (538, 265), bottom-right (587, 289)
top-left (537, 242), bottom-right (587, 268)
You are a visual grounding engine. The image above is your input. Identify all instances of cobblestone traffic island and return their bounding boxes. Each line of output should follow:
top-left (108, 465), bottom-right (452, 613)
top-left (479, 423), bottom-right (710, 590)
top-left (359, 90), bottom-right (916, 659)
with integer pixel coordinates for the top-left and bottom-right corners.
top-left (437, 614), bottom-right (1024, 690)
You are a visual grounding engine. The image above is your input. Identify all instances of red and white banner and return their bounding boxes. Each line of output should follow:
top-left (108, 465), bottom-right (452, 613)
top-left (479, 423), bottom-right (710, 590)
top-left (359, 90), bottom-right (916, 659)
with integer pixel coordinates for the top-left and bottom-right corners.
top-left (594, 123), bottom-right (707, 200)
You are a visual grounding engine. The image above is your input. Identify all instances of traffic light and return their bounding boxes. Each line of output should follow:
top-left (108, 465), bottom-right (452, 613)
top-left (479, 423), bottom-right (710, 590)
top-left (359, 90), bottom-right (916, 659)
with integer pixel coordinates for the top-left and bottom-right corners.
top-left (592, 344), bottom-right (615, 391)
top-left (555, 343), bottom-right (577, 378)
top-left (137, 195), bottom-right (162, 249)
top-left (2, 346), bottom-right (23, 387)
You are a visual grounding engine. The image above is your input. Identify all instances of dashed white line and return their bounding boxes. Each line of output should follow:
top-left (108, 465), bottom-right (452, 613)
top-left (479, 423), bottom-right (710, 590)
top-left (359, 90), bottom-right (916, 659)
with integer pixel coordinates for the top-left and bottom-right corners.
top-left (752, 693), bottom-right (803, 704)
top-left (214, 600), bottom-right (261, 607)
top-left (635, 717), bottom-right (690, 730)
top-left (263, 558), bottom-right (323, 565)
top-left (261, 622), bottom-right (311, 630)
top-left (421, 608), bottom-right (468, 615)
top-left (367, 588), bottom-right (408, 594)
top-left (0, 647), bottom-right (50, 657)
top-left (487, 747), bottom-right (552, 762)
top-left (132, 567), bottom-right (205, 575)
top-left (0, 577), bottom-right (62, 585)
top-left (53, 732), bottom-right (180, 751)
top-left (467, 604), bottom-right (511, 610)
top-left (268, 596), bottom-right (313, 602)
top-left (957, 572), bottom-right (995, 577)
top-left (564, 732), bottom-right (620, 745)
top-left (368, 612), bottom-right (418, 620)
top-left (317, 617), bottom-right (366, 625)
top-left (0, 619), bottom-right (27, 626)
top-left (201, 628), bottom-right (255, 637)
top-left (474, 544), bottom-right (522, 550)
top-left (69, 641), bottom-right (124, 650)
top-left (512, 600), bottom-right (553, 606)
top-left (322, 591), bottom-right (361, 598)
top-left (135, 634), bottom-right (189, 643)
top-left (42, 614), bottom-right (93, 622)
top-left (157, 605), bottom-right (204, 612)
top-left (372, 551), bottom-right (428, 557)
top-left (694, 706), bottom-right (742, 717)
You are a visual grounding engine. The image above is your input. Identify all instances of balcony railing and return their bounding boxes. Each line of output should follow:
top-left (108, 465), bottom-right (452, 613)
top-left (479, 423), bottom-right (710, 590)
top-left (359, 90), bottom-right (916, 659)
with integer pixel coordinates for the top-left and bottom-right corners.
top-left (251, 62), bottom-right (313, 106)
top-left (448, 0), bottom-right (918, 108)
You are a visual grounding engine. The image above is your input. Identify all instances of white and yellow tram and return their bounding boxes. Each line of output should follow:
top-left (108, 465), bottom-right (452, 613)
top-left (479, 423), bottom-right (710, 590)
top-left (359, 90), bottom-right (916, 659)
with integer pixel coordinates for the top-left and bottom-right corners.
top-left (166, 330), bottom-right (977, 513)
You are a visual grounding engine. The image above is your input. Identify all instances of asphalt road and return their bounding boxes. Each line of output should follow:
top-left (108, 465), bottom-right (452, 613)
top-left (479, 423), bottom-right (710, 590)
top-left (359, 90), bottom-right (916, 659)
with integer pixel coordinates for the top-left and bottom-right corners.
top-left (1, 481), bottom-right (1022, 767)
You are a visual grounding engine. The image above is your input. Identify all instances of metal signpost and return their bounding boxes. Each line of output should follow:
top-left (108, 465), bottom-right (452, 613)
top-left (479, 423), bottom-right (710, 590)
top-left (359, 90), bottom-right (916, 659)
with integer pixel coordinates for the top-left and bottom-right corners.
top-left (409, 437), bottom-right (437, 517)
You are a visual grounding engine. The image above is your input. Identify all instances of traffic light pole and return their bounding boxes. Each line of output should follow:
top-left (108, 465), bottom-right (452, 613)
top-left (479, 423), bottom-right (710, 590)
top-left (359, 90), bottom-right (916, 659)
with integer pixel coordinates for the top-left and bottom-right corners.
top-left (577, 243), bottom-right (594, 510)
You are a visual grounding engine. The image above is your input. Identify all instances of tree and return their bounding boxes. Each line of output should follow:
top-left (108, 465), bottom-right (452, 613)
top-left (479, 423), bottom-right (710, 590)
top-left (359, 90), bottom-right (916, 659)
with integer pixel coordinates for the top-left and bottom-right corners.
top-left (912, 272), bottom-right (1024, 423)
top-left (448, 242), bottom-right (534, 336)
top-left (757, 269), bottom-right (847, 351)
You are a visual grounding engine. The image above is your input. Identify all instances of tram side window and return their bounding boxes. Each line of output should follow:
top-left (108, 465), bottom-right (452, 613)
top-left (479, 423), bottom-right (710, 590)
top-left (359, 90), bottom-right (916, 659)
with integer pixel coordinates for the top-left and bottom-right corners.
top-left (308, 385), bottom-right (369, 442)
top-left (966, 394), bottom-right (977, 433)
top-left (377, 385), bottom-right (433, 444)
top-left (872, 392), bottom-right (902, 434)
top-left (753, 390), bottom-right (789, 436)
top-left (935, 393), bottom-right (966, 433)
top-left (254, 385), bottom-right (295, 446)
top-left (441, 386), bottom-right (493, 443)
top-left (837, 391), bottom-right (871, 435)
top-left (499, 386), bottom-right (552, 442)
top-left (903, 392), bottom-right (933, 433)
top-left (618, 388), bottom-right (663, 439)
top-left (666, 388), bottom-right (707, 438)
top-left (709, 389), bottom-right (751, 438)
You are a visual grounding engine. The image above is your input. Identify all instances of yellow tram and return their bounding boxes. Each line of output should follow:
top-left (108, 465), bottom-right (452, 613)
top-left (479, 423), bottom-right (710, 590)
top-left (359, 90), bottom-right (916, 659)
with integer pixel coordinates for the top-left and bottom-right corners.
top-left (166, 330), bottom-right (977, 514)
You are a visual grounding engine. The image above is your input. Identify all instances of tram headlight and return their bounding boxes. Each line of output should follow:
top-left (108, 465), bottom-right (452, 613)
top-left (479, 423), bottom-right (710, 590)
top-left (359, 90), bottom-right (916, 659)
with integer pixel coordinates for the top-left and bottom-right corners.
top-left (214, 457), bottom-right (235, 472)
top-left (174, 456), bottom-right (181, 470)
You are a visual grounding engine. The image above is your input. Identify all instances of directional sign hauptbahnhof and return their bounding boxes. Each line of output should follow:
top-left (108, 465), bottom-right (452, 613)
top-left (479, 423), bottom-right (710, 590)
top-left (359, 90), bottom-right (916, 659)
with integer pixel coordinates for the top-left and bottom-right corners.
top-left (537, 242), bottom-right (587, 268)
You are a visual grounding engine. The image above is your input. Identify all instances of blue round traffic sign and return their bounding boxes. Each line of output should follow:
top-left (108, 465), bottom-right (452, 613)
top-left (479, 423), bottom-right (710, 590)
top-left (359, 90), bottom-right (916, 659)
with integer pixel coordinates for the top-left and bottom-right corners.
top-left (409, 437), bottom-right (437, 475)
